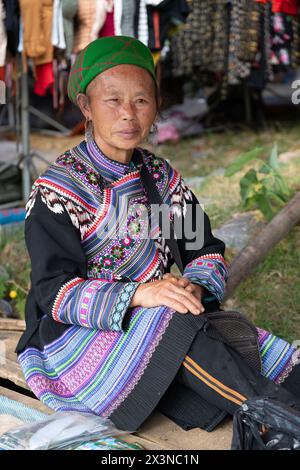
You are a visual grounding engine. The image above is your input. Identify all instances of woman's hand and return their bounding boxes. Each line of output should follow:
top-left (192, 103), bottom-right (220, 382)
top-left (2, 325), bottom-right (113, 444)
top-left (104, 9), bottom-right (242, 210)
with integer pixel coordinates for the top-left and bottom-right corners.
top-left (130, 273), bottom-right (205, 315)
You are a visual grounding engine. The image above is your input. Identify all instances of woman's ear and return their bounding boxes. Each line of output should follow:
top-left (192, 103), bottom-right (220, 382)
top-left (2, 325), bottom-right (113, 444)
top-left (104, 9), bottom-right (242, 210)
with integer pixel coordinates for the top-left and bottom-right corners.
top-left (76, 93), bottom-right (91, 120)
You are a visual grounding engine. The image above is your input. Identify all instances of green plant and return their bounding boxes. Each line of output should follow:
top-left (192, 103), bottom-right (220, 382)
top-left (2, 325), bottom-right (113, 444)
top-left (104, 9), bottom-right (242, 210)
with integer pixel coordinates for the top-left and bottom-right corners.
top-left (225, 144), bottom-right (292, 220)
top-left (0, 267), bottom-right (9, 299)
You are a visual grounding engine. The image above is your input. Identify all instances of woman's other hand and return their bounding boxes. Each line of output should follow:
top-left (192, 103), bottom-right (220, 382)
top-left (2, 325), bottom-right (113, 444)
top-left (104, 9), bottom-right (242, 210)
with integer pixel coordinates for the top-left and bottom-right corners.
top-left (130, 273), bottom-right (205, 315)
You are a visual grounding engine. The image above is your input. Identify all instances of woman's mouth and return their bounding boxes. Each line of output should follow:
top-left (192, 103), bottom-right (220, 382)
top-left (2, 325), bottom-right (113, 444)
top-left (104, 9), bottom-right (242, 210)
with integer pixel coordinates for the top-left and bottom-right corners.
top-left (117, 129), bottom-right (139, 139)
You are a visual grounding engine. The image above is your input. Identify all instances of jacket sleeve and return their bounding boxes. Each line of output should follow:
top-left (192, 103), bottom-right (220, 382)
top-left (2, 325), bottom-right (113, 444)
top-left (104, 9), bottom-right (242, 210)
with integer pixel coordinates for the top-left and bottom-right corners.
top-left (25, 187), bottom-right (141, 331)
top-left (170, 172), bottom-right (228, 304)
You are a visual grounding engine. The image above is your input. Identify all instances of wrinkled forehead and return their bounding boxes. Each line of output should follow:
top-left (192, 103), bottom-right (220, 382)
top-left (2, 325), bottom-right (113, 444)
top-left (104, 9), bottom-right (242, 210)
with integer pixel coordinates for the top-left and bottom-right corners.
top-left (86, 64), bottom-right (156, 96)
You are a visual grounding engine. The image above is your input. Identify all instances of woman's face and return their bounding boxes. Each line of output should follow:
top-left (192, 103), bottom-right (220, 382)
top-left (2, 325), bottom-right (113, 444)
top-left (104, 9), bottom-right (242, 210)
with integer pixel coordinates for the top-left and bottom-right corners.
top-left (77, 64), bottom-right (157, 160)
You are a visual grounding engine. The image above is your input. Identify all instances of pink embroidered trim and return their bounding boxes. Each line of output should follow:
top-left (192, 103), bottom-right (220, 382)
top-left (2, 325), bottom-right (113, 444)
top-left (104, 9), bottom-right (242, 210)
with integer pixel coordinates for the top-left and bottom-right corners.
top-left (83, 188), bottom-right (111, 240)
top-left (52, 277), bottom-right (84, 322)
top-left (197, 253), bottom-right (228, 267)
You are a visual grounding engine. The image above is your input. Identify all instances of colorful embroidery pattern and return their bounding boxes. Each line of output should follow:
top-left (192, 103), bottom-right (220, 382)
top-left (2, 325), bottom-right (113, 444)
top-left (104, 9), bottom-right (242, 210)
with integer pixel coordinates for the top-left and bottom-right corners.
top-left (18, 305), bottom-right (174, 417)
top-left (52, 277), bottom-right (141, 331)
top-left (183, 254), bottom-right (228, 302)
top-left (257, 327), bottom-right (300, 384)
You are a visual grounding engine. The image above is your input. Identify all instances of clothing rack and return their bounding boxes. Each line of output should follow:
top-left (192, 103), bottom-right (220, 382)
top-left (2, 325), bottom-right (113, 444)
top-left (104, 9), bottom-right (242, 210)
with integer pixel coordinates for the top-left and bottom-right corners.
top-left (0, 54), bottom-right (71, 208)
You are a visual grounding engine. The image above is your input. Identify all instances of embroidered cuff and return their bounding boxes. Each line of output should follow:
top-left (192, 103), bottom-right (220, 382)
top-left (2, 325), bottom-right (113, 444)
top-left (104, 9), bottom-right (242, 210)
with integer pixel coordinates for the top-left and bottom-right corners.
top-left (52, 277), bottom-right (141, 331)
top-left (183, 254), bottom-right (228, 303)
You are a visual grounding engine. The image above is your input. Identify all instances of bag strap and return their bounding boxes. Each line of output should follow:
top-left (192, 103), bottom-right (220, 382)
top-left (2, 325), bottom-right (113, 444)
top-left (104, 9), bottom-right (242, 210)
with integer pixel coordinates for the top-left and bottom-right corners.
top-left (140, 159), bottom-right (263, 370)
top-left (140, 162), bottom-right (184, 274)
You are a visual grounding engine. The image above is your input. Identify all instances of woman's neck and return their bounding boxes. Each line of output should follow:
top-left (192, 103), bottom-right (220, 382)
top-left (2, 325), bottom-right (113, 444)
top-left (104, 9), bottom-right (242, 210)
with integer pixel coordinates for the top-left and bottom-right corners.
top-left (94, 135), bottom-right (134, 164)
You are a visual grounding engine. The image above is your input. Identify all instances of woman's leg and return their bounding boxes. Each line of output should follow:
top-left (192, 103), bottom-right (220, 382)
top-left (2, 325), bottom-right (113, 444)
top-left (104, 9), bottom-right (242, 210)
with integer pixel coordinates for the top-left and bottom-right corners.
top-left (174, 328), bottom-right (300, 417)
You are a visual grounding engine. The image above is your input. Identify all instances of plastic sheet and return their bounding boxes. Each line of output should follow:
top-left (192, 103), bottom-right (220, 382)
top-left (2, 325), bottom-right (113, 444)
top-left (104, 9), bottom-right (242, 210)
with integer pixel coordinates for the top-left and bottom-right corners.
top-left (0, 411), bottom-right (129, 450)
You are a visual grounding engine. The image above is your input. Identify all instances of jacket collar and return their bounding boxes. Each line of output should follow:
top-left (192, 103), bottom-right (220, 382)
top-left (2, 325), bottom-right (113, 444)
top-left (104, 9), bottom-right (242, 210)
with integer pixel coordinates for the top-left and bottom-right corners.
top-left (86, 138), bottom-right (143, 182)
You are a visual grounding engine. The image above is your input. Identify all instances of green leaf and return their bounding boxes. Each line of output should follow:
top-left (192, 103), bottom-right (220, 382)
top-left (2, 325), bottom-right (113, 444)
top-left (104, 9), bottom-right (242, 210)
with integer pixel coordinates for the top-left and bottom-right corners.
top-left (240, 169), bottom-right (259, 205)
top-left (254, 194), bottom-right (275, 221)
top-left (225, 146), bottom-right (264, 177)
top-left (273, 173), bottom-right (291, 199)
top-left (267, 190), bottom-right (287, 206)
top-left (259, 163), bottom-right (271, 174)
top-left (269, 144), bottom-right (280, 170)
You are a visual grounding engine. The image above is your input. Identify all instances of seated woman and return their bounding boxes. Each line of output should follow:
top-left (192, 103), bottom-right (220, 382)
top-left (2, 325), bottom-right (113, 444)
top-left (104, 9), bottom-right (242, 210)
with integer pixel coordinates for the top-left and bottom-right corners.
top-left (16, 36), bottom-right (300, 433)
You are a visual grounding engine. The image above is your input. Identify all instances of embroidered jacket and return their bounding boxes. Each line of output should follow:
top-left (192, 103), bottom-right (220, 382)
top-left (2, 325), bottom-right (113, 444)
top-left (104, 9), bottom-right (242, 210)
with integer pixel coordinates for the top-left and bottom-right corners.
top-left (15, 139), bottom-right (228, 353)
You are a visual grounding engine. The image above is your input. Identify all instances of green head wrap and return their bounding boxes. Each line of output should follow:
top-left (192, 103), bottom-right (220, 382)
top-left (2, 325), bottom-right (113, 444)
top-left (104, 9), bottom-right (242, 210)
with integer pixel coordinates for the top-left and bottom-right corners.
top-left (68, 35), bottom-right (157, 105)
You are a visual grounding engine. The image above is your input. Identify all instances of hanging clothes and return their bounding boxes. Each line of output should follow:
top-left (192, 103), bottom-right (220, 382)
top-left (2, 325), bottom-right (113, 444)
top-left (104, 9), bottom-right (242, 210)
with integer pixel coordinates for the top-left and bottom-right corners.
top-left (62, 0), bottom-right (77, 59)
top-left (170, 0), bottom-right (300, 91)
top-left (73, 0), bottom-right (97, 53)
top-left (114, 0), bottom-right (122, 36)
top-left (270, 12), bottom-right (293, 67)
top-left (227, 1), bottom-right (253, 85)
top-left (19, 0), bottom-right (54, 65)
top-left (52, 0), bottom-right (66, 50)
top-left (272, 0), bottom-right (299, 16)
top-left (121, 0), bottom-right (135, 37)
top-left (171, 0), bottom-right (229, 78)
top-left (136, 0), bottom-right (149, 45)
top-left (146, 0), bottom-right (190, 51)
top-left (91, 0), bottom-right (113, 41)
top-left (98, 5), bottom-right (115, 37)
top-left (0, 0), bottom-right (7, 67)
top-left (2, 0), bottom-right (20, 57)
top-left (33, 62), bottom-right (54, 96)
top-left (0, 65), bottom-right (5, 81)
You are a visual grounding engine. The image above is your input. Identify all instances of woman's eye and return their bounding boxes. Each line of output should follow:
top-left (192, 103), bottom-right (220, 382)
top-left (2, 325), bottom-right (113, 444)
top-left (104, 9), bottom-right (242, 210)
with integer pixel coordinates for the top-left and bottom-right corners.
top-left (107, 98), bottom-right (118, 102)
top-left (136, 99), bottom-right (146, 104)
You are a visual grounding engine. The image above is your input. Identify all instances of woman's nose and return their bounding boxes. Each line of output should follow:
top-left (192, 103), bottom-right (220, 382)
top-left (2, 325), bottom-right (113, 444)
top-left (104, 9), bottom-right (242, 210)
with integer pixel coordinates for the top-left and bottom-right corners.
top-left (120, 102), bottom-right (136, 119)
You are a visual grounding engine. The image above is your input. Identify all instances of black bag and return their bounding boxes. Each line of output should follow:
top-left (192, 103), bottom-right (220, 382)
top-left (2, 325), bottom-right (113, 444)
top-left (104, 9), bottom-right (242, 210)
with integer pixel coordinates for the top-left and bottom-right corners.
top-left (231, 397), bottom-right (300, 450)
top-left (140, 161), bottom-right (262, 372)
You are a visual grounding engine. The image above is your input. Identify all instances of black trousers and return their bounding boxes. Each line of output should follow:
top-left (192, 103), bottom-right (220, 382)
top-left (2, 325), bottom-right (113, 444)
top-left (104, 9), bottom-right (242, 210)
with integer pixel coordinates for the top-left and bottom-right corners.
top-left (157, 328), bottom-right (300, 431)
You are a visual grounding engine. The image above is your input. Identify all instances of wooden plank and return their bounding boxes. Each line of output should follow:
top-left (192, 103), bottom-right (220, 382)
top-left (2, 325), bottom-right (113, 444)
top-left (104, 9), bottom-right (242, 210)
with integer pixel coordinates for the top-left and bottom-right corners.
top-left (0, 319), bottom-right (25, 331)
top-left (137, 411), bottom-right (232, 450)
top-left (0, 331), bottom-right (28, 390)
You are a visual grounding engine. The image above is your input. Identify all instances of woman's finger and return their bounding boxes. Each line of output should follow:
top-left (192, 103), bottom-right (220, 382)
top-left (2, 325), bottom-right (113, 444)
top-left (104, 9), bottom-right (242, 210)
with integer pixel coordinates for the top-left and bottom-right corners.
top-left (178, 277), bottom-right (191, 288)
top-left (163, 273), bottom-right (191, 289)
top-left (162, 285), bottom-right (203, 314)
top-left (161, 295), bottom-right (190, 314)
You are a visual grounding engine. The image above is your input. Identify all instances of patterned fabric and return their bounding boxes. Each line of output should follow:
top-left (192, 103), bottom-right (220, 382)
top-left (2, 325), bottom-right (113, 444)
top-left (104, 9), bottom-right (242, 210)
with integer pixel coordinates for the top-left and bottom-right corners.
top-left (257, 327), bottom-right (300, 384)
top-left (18, 323), bottom-right (300, 416)
top-left (18, 305), bottom-right (174, 416)
top-left (183, 254), bottom-right (228, 302)
top-left (52, 277), bottom-right (140, 331)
